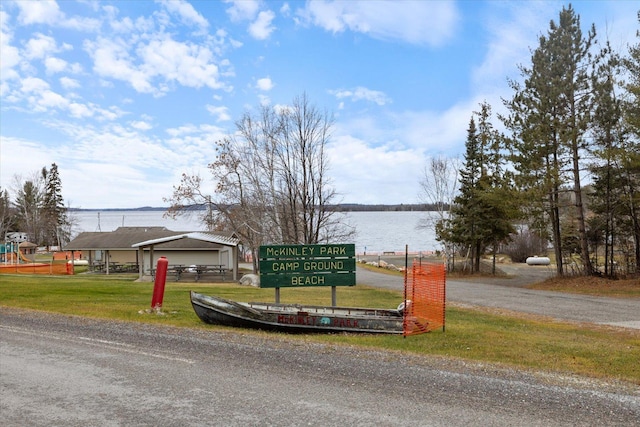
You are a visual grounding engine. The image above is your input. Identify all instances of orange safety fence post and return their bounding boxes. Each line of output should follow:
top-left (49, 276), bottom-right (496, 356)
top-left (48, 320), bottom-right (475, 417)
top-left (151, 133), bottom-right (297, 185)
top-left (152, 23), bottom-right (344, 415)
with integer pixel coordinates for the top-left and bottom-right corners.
top-left (403, 260), bottom-right (446, 336)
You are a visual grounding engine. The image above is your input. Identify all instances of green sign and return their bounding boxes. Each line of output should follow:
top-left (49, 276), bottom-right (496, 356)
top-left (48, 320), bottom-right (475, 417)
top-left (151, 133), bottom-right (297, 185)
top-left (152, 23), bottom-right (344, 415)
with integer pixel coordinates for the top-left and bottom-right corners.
top-left (259, 244), bottom-right (355, 288)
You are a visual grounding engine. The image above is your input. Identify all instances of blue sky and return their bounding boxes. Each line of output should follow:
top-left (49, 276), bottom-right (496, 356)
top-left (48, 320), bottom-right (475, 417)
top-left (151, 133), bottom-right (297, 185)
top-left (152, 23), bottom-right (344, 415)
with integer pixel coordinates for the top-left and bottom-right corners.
top-left (1, 0), bottom-right (637, 209)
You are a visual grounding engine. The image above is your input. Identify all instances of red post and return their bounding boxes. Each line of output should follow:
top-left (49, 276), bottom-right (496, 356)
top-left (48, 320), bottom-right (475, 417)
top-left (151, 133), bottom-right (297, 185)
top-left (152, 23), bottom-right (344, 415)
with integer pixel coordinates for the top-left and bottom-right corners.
top-left (151, 256), bottom-right (169, 311)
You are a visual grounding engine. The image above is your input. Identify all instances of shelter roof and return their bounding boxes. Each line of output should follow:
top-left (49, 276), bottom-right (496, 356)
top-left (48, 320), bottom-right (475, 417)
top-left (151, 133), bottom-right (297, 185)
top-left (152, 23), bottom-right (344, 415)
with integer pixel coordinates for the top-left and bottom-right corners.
top-left (64, 227), bottom-right (239, 251)
top-left (132, 232), bottom-right (239, 248)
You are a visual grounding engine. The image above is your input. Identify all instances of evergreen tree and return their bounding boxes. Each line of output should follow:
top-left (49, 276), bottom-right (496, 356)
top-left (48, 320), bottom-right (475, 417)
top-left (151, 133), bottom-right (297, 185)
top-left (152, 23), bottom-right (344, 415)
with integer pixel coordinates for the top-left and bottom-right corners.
top-left (438, 103), bottom-right (516, 274)
top-left (41, 163), bottom-right (69, 247)
top-left (445, 117), bottom-right (483, 272)
top-left (589, 42), bottom-right (625, 277)
top-left (503, 5), bottom-right (598, 275)
top-left (622, 12), bottom-right (640, 136)
top-left (590, 12), bottom-right (640, 277)
top-left (0, 187), bottom-right (17, 241)
top-left (618, 12), bottom-right (640, 274)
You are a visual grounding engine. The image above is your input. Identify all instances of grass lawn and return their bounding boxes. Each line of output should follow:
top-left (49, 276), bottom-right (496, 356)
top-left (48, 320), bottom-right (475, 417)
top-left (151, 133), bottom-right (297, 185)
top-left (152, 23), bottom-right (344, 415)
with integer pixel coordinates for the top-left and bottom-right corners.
top-left (1, 273), bottom-right (638, 386)
top-left (529, 275), bottom-right (640, 297)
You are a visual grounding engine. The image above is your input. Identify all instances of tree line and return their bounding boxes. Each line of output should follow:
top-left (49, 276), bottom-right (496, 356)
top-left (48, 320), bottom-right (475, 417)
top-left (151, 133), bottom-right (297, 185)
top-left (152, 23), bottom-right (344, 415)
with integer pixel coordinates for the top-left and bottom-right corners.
top-left (166, 6), bottom-right (638, 278)
top-left (429, 6), bottom-right (639, 278)
top-left (3, 5), bottom-right (620, 278)
top-left (0, 163), bottom-right (71, 248)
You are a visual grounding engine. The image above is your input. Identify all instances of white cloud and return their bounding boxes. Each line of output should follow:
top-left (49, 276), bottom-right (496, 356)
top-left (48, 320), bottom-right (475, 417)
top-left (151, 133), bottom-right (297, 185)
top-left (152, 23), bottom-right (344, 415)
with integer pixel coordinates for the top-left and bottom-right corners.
top-left (33, 89), bottom-right (69, 111)
top-left (130, 120), bottom-right (153, 130)
top-left (258, 94), bottom-right (271, 106)
top-left (45, 121), bottom-right (182, 176)
top-left (68, 62), bottom-right (83, 74)
top-left (59, 76), bottom-right (80, 89)
top-left (0, 11), bottom-right (21, 83)
top-left (85, 37), bottom-right (156, 94)
top-left (108, 15), bottom-right (134, 34)
top-left (139, 36), bottom-right (223, 90)
top-left (20, 76), bottom-right (50, 93)
top-left (44, 57), bottom-right (68, 73)
top-left (334, 98), bottom-right (471, 159)
top-left (85, 31), bottom-right (228, 95)
top-left (24, 33), bottom-right (58, 59)
top-left (166, 124), bottom-right (199, 137)
top-left (160, 0), bottom-right (209, 29)
top-left (225, 0), bottom-right (275, 40)
top-left (206, 105), bottom-right (232, 122)
top-left (15, 76), bottom-right (126, 120)
top-left (331, 87), bottom-right (391, 106)
top-left (256, 77), bottom-right (274, 91)
top-left (14, 0), bottom-right (99, 31)
top-left (397, 105), bottom-right (469, 155)
top-left (297, 0), bottom-right (458, 46)
top-left (58, 156), bottom-right (186, 209)
top-left (15, 0), bottom-right (64, 26)
top-left (0, 136), bottom-right (57, 188)
top-left (470, 3), bottom-right (550, 96)
top-left (327, 135), bottom-right (424, 204)
top-left (225, 0), bottom-right (261, 22)
top-left (68, 102), bottom-right (93, 118)
top-left (249, 10), bottom-right (276, 40)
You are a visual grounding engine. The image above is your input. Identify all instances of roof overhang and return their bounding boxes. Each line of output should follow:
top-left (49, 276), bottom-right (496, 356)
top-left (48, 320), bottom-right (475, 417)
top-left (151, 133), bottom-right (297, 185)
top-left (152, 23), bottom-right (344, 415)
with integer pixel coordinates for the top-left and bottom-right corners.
top-left (132, 232), bottom-right (240, 248)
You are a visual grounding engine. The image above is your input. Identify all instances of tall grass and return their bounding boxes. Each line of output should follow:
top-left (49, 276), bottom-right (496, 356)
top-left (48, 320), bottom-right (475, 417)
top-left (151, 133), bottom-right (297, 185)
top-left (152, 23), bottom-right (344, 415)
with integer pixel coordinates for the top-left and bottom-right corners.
top-left (1, 273), bottom-right (638, 385)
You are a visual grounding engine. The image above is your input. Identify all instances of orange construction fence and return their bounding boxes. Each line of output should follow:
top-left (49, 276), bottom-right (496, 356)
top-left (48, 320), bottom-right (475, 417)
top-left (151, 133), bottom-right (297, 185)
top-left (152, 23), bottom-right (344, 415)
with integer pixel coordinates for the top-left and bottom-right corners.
top-left (403, 261), bottom-right (446, 336)
top-left (0, 262), bottom-right (71, 275)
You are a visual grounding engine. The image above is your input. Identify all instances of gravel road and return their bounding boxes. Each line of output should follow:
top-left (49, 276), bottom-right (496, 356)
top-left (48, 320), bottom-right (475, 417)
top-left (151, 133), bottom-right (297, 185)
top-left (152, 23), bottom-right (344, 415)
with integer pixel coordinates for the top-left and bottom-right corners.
top-left (355, 263), bottom-right (640, 330)
top-left (2, 308), bottom-right (639, 427)
top-left (1, 262), bottom-right (638, 425)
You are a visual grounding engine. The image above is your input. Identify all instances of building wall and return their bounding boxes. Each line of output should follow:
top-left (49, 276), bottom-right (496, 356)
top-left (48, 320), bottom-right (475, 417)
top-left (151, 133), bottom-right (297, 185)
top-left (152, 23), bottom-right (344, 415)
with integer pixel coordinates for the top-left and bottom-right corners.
top-left (108, 251), bottom-right (137, 263)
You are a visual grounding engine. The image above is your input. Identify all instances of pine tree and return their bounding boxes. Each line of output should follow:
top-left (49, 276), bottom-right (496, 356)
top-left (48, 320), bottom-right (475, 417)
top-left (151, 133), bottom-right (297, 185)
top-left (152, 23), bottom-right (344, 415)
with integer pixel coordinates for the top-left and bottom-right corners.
top-left (503, 5), bottom-right (598, 275)
top-left (41, 163), bottom-right (68, 247)
top-left (0, 187), bottom-right (16, 240)
top-left (589, 42), bottom-right (625, 277)
top-left (618, 12), bottom-right (640, 274)
top-left (438, 103), bottom-right (516, 274)
top-left (450, 116), bottom-right (484, 272)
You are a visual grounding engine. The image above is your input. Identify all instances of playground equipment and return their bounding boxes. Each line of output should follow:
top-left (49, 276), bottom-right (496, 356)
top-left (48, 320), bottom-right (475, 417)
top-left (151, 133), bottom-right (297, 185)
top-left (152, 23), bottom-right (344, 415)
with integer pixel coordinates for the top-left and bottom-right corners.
top-left (1, 242), bottom-right (33, 264)
top-left (0, 242), bottom-right (71, 275)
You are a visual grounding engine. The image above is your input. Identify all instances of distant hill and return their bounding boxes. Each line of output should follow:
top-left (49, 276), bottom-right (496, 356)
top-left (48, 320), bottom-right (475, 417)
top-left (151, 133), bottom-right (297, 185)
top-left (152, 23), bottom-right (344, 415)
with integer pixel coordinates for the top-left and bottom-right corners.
top-left (69, 204), bottom-right (441, 212)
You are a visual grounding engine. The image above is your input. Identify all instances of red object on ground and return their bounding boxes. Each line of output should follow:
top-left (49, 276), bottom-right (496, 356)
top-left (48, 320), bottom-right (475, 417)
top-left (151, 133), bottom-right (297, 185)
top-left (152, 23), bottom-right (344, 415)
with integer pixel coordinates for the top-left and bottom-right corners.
top-left (151, 256), bottom-right (169, 310)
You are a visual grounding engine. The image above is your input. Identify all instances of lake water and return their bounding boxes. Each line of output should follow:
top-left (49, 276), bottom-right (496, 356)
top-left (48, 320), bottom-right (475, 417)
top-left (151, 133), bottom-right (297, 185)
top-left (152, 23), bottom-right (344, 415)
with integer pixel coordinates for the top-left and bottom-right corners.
top-left (72, 210), bottom-right (439, 254)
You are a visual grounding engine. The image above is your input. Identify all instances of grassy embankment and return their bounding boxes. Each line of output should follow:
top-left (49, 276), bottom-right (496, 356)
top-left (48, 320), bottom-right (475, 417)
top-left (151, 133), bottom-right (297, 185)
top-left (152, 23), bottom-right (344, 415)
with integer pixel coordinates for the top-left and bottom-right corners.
top-left (1, 272), bottom-right (638, 386)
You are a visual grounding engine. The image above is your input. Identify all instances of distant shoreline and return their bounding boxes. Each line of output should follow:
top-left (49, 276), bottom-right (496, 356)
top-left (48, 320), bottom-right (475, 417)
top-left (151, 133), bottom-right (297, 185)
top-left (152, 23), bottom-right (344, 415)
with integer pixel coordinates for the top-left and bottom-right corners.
top-left (69, 204), bottom-right (441, 213)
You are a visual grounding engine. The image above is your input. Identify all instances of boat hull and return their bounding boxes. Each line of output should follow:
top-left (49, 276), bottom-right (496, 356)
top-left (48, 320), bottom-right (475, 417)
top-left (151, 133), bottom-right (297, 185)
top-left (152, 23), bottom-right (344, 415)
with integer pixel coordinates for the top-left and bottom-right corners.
top-left (190, 291), bottom-right (405, 334)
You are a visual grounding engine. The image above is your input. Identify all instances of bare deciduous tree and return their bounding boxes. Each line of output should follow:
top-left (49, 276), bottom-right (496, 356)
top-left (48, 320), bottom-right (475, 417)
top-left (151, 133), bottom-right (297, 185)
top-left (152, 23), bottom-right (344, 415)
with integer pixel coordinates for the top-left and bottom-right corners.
top-left (165, 94), bottom-right (353, 271)
top-left (418, 155), bottom-right (460, 270)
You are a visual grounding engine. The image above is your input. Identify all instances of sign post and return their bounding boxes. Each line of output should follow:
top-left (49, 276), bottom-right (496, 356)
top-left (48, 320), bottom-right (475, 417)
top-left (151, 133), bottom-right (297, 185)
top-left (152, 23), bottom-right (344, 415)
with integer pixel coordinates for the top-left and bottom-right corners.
top-left (259, 244), bottom-right (355, 305)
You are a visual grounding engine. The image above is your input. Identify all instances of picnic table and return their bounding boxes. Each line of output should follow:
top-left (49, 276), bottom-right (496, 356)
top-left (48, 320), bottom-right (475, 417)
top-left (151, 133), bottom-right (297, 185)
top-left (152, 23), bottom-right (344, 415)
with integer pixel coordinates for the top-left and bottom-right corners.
top-left (91, 261), bottom-right (104, 272)
top-left (93, 262), bottom-right (137, 273)
top-left (148, 264), bottom-right (229, 281)
top-left (194, 264), bottom-right (229, 282)
top-left (167, 264), bottom-right (187, 281)
top-left (112, 262), bottom-right (138, 273)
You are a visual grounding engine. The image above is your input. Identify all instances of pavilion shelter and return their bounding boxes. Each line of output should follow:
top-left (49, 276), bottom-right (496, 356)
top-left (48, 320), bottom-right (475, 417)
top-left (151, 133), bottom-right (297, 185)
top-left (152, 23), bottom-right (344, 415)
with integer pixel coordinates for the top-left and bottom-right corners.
top-left (64, 227), bottom-right (240, 280)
